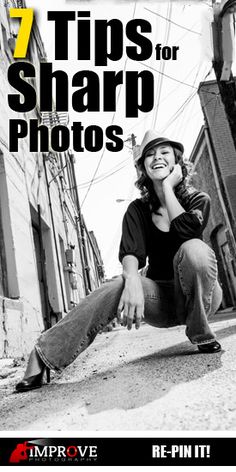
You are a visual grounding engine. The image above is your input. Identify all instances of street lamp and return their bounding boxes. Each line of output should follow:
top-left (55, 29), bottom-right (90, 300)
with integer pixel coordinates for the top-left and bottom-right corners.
top-left (115, 198), bottom-right (132, 203)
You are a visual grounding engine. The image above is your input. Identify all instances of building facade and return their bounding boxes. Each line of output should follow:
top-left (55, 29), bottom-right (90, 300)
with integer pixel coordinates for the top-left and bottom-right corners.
top-left (0, 1), bottom-right (104, 358)
top-left (190, 79), bottom-right (236, 309)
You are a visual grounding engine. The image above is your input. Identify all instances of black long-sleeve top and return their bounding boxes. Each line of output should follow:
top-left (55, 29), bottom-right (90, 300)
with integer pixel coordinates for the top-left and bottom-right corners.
top-left (119, 190), bottom-right (210, 280)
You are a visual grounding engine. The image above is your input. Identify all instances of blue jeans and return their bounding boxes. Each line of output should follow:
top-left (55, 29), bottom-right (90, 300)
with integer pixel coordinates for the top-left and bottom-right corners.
top-left (36, 239), bottom-right (222, 372)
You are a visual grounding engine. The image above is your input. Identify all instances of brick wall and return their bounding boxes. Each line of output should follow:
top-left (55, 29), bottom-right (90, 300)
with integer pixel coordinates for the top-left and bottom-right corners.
top-left (192, 144), bottom-right (234, 306)
top-left (192, 145), bottom-right (226, 245)
top-left (198, 80), bottom-right (236, 225)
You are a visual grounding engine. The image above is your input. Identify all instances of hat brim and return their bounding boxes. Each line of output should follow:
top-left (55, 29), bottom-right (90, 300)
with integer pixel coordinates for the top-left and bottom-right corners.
top-left (137, 138), bottom-right (184, 165)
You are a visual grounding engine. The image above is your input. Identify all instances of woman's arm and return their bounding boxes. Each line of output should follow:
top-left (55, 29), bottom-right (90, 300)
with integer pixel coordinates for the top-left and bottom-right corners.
top-left (117, 255), bottom-right (144, 330)
top-left (162, 164), bottom-right (185, 221)
top-left (162, 164), bottom-right (210, 240)
top-left (170, 190), bottom-right (211, 240)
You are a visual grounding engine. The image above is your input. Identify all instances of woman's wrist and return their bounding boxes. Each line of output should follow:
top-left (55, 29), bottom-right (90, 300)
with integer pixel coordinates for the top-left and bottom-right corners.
top-left (162, 178), bottom-right (174, 192)
top-left (122, 255), bottom-right (139, 280)
top-left (122, 270), bottom-right (140, 281)
top-left (162, 178), bottom-right (185, 221)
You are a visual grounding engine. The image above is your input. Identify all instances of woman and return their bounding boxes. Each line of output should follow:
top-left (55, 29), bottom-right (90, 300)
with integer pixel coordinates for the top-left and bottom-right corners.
top-left (15, 129), bottom-right (222, 393)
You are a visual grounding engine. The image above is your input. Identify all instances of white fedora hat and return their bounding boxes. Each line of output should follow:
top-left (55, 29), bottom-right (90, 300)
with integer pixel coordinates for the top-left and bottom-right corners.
top-left (137, 130), bottom-right (184, 164)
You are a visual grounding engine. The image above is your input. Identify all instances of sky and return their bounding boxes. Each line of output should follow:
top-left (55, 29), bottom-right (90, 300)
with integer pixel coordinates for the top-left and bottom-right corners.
top-left (27, 0), bottom-right (236, 278)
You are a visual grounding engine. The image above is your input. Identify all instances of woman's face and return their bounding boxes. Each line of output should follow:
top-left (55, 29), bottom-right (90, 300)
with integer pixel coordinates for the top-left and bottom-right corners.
top-left (143, 144), bottom-right (176, 182)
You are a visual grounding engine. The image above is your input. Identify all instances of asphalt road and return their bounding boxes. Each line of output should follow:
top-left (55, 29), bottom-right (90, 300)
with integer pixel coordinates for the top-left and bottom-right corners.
top-left (1, 312), bottom-right (236, 431)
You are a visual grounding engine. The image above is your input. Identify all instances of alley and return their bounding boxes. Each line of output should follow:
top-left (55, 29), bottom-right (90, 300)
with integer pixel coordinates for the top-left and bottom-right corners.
top-left (1, 312), bottom-right (236, 431)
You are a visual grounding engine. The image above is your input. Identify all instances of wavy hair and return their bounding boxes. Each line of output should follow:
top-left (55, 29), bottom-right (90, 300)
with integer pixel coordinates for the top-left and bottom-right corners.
top-left (135, 147), bottom-right (195, 213)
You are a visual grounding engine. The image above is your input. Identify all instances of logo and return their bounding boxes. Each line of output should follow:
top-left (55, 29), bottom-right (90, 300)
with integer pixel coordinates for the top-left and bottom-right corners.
top-left (9, 441), bottom-right (35, 463)
top-left (8, 439), bottom-right (98, 464)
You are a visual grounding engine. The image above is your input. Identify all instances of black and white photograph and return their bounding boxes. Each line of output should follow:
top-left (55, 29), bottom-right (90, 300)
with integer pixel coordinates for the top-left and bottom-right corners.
top-left (0, 0), bottom-right (236, 467)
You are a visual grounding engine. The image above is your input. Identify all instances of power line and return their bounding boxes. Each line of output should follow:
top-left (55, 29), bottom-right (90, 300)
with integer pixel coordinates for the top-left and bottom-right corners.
top-left (144, 7), bottom-right (201, 35)
top-left (151, 7), bottom-right (161, 129)
top-left (68, 160), bottom-right (131, 191)
top-left (138, 60), bottom-right (217, 95)
top-left (160, 91), bottom-right (197, 134)
top-left (174, 94), bottom-right (218, 131)
top-left (175, 63), bottom-right (211, 140)
top-left (74, 156), bottom-right (131, 188)
top-left (80, 76), bottom-right (125, 208)
top-left (176, 65), bottom-right (218, 139)
top-left (124, 63), bottom-right (215, 146)
top-left (160, 65), bottom-right (215, 136)
top-left (174, 20), bottom-right (201, 44)
top-left (152, 2), bottom-right (172, 129)
top-left (123, 62), bottom-right (214, 137)
top-left (173, 63), bottom-right (203, 138)
top-left (80, 2), bottom-right (137, 209)
top-left (125, 62), bottom-right (200, 135)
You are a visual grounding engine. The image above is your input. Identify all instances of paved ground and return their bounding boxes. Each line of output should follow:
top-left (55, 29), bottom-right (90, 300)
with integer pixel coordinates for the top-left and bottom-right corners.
top-left (0, 310), bottom-right (236, 431)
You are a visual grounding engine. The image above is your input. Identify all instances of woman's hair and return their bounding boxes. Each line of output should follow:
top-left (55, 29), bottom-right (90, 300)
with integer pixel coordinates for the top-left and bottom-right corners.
top-left (135, 147), bottom-right (195, 213)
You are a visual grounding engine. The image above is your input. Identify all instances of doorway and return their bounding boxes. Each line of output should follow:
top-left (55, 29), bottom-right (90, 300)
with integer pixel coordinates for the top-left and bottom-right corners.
top-left (32, 223), bottom-right (47, 323)
top-left (211, 225), bottom-right (236, 308)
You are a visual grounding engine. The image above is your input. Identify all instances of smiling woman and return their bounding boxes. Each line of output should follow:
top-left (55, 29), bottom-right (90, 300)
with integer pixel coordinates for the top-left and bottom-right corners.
top-left (15, 128), bottom-right (223, 393)
top-left (118, 129), bottom-right (222, 343)
top-left (135, 132), bottom-right (187, 215)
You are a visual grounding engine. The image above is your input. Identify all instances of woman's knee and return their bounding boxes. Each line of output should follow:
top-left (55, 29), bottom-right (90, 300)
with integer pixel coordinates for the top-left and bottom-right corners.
top-left (140, 276), bottom-right (160, 298)
top-left (140, 278), bottom-right (177, 327)
top-left (174, 239), bottom-right (217, 273)
top-left (94, 275), bottom-right (124, 294)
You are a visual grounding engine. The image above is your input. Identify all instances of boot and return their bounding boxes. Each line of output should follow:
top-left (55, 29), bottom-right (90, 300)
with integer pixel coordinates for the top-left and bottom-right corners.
top-left (198, 340), bottom-right (221, 353)
top-left (15, 348), bottom-right (47, 393)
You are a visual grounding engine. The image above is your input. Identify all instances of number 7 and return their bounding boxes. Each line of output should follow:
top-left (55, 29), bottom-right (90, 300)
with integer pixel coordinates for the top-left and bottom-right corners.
top-left (9, 8), bottom-right (34, 58)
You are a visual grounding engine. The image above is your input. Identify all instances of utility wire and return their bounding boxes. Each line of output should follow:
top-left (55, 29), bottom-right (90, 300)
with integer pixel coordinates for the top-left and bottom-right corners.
top-left (173, 63), bottom-right (203, 138)
top-left (151, 9), bottom-right (161, 129)
top-left (79, 2), bottom-right (137, 209)
top-left (138, 60), bottom-right (217, 95)
top-left (80, 80), bottom-right (124, 209)
top-left (160, 91), bottom-right (197, 134)
top-left (125, 62), bottom-right (200, 135)
top-left (174, 20), bottom-right (201, 44)
top-left (65, 143), bottom-right (132, 192)
top-left (173, 94), bottom-right (218, 131)
top-left (173, 64), bottom-right (215, 140)
top-left (144, 7), bottom-right (201, 35)
top-left (124, 63), bottom-right (215, 148)
top-left (73, 156), bottom-right (131, 188)
top-left (176, 63), bottom-right (210, 139)
top-left (160, 64), bottom-right (215, 136)
top-left (76, 162), bottom-right (130, 190)
top-left (152, 2), bottom-right (172, 129)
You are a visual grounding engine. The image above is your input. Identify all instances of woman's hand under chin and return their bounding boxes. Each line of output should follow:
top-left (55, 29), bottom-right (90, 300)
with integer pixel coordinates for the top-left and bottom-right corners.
top-left (162, 163), bottom-right (183, 190)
